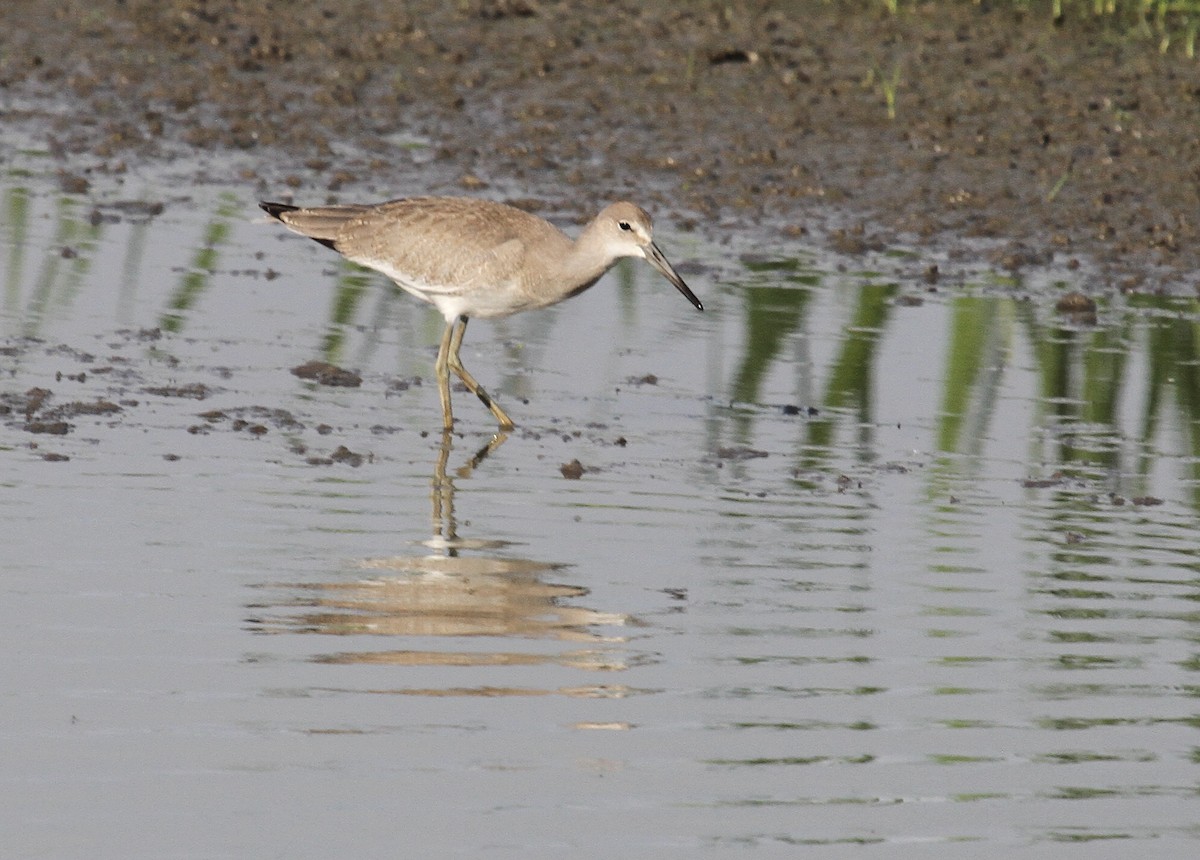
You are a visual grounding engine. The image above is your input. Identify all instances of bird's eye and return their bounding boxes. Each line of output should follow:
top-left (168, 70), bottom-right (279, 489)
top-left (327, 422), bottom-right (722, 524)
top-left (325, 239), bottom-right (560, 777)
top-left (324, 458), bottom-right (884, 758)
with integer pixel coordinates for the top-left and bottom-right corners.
top-left (618, 221), bottom-right (633, 232)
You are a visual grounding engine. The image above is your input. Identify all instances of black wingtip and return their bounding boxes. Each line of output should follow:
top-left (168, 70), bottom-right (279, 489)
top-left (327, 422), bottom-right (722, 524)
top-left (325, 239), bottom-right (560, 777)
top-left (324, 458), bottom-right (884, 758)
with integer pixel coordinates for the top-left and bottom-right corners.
top-left (259, 200), bottom-right (339, 251)
top-left (259, 201), bottom-right (298, 220)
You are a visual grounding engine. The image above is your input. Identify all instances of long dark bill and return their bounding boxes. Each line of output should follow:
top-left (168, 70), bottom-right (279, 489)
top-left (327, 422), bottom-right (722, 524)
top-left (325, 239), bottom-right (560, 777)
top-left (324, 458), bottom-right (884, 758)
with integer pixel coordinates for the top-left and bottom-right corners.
top-left (645, 242), bottom-right (703, 311)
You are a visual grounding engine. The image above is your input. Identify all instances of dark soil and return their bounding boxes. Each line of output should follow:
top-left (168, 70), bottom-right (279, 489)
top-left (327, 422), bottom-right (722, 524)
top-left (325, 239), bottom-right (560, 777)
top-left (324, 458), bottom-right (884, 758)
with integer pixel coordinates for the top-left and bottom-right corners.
top-left (4, 1), bottom-right (1200, 292)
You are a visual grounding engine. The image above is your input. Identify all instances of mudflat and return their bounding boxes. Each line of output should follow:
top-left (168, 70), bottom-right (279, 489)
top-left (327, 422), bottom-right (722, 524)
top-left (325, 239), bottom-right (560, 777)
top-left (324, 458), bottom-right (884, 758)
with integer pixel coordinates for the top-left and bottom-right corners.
top-left (3, 1), bottom-right (1199, 291)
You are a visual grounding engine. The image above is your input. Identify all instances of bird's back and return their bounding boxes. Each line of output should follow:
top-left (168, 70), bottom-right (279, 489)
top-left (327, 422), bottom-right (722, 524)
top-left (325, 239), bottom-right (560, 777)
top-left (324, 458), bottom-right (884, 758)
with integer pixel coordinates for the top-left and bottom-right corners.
top-left (362, 198), bottom-right (565, 277)
top-left (263, 196), bottom-right (578, 320)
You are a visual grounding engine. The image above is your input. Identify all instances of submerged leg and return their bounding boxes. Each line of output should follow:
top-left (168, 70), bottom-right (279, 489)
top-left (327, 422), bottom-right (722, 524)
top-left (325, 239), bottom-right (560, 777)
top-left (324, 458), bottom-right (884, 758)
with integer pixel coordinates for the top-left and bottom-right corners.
top-left (434, 320), bottom-right (456, 430)
top-left (446, 316), bottom-right (515, 431)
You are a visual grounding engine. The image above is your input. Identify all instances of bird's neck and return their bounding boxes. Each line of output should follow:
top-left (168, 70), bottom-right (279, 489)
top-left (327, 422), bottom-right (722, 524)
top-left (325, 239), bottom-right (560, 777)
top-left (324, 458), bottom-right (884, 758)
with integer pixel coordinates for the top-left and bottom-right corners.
top-left (520, 222), bottom-right (620, 307)
top-left (559, 224), bottom-right (619, 290)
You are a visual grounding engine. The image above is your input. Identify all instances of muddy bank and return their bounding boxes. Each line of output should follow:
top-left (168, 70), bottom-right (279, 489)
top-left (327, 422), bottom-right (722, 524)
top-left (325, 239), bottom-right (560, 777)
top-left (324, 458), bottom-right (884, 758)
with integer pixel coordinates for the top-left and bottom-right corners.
top-left (3, 1), bottom-right (1200, 292)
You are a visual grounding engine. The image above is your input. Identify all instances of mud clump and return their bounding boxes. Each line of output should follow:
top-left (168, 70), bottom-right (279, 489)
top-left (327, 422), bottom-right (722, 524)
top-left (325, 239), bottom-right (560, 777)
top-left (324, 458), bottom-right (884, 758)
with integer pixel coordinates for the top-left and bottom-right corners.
top-left (1055, 291), bottom-right (1099, 324)
top-left (17, 387), bottom-right (53, 419)
top-left (143, 383), bottom-right (212, 400)
top-left (291, 361), bottom-right (363, 388)
top-left (308, 445), bottom-right (367, 467)
top-left (24, 421), bottom-right (71, 435)
top-left (196, 406), bottom-right (305, 432)
top-left (56, 400), bottom-right (123, 417)
top-left (330, 445), bottom-right (366, 467)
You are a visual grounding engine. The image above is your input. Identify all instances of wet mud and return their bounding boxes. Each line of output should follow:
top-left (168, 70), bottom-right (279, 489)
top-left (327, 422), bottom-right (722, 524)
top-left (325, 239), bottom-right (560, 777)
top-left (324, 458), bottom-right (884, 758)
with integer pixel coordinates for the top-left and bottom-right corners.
top-left (0, 328), bottom-right (638, 469)
top-left (0, 334), bottom-right (376, 466)
top-left (4, 1), bottom-right (1200, 292)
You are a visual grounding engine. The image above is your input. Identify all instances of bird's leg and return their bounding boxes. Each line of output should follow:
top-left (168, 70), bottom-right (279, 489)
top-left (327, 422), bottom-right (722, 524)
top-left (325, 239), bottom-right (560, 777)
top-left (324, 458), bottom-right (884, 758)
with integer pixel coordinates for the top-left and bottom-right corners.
top-left (446, 316), bottom-right (515, 431)
top-left (435, 320), bottom-right (456, 430)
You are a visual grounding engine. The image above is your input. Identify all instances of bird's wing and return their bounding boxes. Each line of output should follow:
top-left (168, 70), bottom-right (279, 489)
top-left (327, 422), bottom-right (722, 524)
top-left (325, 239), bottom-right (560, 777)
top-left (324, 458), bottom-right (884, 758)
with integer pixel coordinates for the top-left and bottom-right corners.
top-left (336, 205), bottom-right (531, 295)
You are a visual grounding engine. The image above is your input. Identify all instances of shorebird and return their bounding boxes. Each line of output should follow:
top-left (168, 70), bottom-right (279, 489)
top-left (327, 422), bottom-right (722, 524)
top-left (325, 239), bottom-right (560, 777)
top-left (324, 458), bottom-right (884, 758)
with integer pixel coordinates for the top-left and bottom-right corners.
top-left (259, 196), bottom-right (702, 430)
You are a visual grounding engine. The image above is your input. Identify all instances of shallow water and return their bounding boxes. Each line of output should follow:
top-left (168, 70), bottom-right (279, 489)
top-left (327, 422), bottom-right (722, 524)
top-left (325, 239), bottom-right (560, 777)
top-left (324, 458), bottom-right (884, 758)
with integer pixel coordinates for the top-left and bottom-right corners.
top-left (3, 171), bottom-right (1199, 858)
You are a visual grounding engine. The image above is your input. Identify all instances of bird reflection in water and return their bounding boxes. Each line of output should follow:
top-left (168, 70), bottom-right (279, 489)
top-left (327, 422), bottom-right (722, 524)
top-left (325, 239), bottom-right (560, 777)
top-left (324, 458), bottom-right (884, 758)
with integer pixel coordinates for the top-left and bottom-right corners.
top-left (246, 432), bottom-right (637, 697)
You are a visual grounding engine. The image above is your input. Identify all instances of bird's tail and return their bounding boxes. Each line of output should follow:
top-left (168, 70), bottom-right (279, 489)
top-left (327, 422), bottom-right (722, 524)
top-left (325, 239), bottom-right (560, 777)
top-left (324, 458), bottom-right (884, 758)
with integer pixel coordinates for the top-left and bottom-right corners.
top-left (259, 201), bottom-right (370, 250)
top-left (259, 201), bottom-right (300, 220)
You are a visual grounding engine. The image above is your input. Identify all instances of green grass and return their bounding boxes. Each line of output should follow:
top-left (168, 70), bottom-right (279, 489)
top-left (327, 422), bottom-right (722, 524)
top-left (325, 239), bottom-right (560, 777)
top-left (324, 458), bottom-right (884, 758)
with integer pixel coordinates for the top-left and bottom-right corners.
top-left (878, 0), bottom-right (1200, 57)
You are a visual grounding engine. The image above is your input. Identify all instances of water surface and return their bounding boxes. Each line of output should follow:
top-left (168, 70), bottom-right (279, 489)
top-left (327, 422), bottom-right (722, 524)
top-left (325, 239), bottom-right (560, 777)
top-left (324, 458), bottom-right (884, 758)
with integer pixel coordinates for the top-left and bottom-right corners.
top-left (3, 172), bottom-right (1199, 858)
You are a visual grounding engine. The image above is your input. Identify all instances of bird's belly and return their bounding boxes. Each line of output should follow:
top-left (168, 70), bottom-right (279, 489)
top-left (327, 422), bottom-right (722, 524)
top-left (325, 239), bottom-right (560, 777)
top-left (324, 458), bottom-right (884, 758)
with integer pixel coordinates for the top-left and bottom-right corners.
top-left (389, 277), bottom-right (530, 322)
